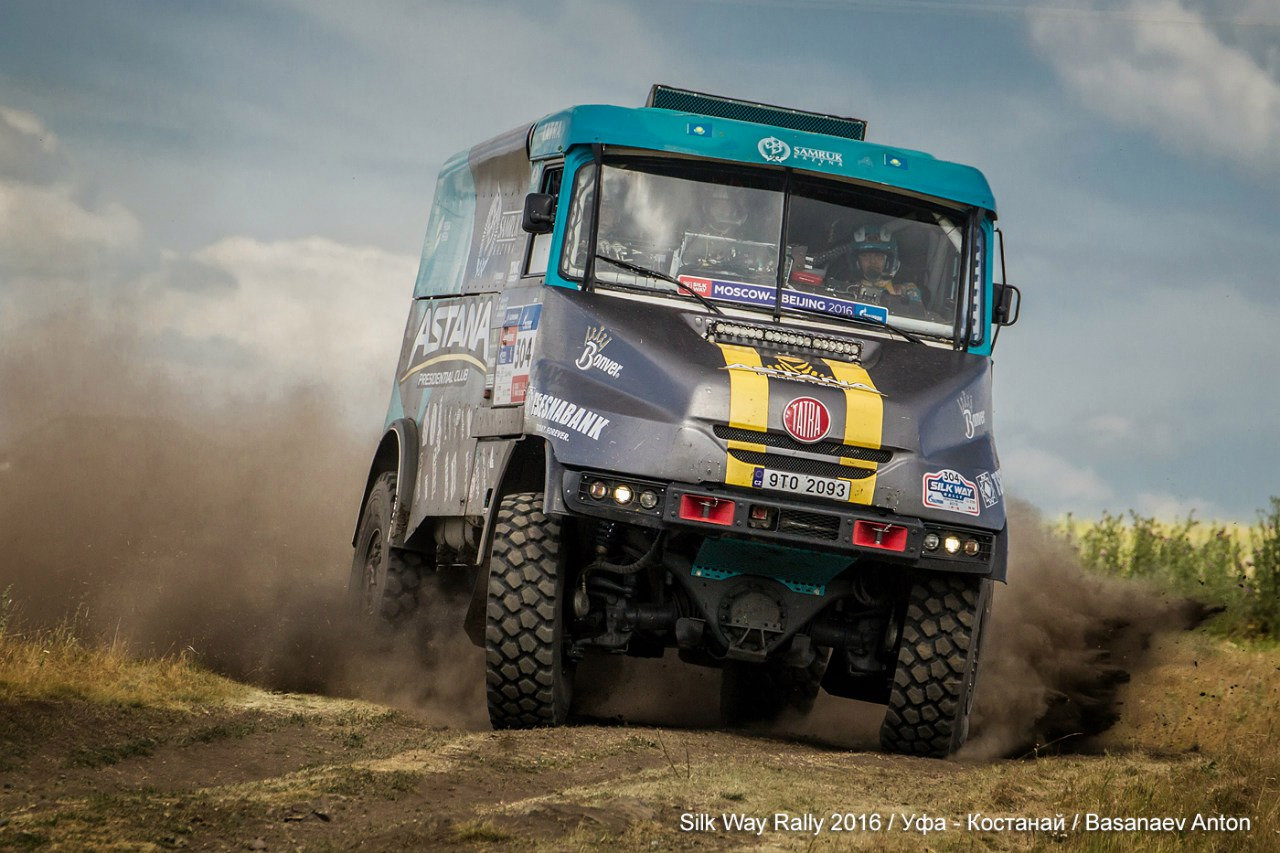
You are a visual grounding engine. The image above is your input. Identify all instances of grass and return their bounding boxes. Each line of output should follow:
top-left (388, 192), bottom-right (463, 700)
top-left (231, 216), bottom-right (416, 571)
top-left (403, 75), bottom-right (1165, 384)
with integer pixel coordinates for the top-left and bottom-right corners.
top-left (0, 601), bottom-right (247, 709)
top-left (1057, 496), bottom-right (1280, 641)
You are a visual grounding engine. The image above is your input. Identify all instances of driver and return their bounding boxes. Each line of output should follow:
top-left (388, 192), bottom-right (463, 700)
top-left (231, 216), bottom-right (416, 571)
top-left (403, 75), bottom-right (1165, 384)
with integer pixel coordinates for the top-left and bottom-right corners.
top-left (826, 224), bottom-right (924, 310)
top-left (702, 184), bottom-right (748, 237)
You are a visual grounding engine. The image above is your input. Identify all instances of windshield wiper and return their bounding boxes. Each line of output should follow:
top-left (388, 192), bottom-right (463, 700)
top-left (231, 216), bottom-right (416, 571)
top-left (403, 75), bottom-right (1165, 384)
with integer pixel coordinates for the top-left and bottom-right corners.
top-left (594, 253), bottom-right (723, 315)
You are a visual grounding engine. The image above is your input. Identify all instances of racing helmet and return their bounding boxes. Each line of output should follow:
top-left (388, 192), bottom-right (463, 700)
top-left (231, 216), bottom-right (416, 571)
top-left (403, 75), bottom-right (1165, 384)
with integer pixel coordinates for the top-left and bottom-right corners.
top-left (853, 224), bottom-right (900, 277)
top-left (704, 184), bottom-right (748, 232)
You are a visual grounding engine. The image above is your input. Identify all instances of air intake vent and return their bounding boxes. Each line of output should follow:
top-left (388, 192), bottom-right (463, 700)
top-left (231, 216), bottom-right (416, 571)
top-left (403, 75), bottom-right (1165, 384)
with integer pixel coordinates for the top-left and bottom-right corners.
top-left (647, 85), bottom-right (867, 141)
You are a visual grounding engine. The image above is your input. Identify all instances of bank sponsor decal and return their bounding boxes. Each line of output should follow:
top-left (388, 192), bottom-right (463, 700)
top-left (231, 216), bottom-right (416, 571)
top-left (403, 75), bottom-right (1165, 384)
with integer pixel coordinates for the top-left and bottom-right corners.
top-left (401, 297), bottom-right (492, 384)
top-left (677, 276), bottom-right (889, 324)
top-left (957, 390), bottom-right (987, 439)
top-left (527, 388), bottom-right (611, 440)
top-left (782, 396), bottom-right (831, 444)
top-left (494, 303), bottom-right (541, 406)
top-left (476, 193), bottom-right (523, 278)
top-left (575, 326), bottom-right (623, 378)
top-left (923, 469), bottom-right (980, 516)
top-left (976, 471), bottom-right (1001, 509)
top-left (758, 136), bottom-right (791, 163)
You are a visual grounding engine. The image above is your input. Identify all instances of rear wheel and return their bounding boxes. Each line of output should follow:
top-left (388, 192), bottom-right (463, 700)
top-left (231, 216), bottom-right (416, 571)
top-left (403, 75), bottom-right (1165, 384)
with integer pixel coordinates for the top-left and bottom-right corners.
top-left (485, 492), bottom-right (575, 728)
top-left (720, 656), bottom-right (825, 727)
top-left (349, 472), bottom-right (427, 629)
top-left (879, 574), bottom-right (991, 757)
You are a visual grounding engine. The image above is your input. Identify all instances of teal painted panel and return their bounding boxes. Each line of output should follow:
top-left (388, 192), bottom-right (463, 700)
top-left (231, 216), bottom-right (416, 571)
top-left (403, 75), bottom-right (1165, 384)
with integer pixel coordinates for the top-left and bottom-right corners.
top-left (692, 538), bottom-right (855, 596)
top-left (529, 105), bottom-right (995, 213)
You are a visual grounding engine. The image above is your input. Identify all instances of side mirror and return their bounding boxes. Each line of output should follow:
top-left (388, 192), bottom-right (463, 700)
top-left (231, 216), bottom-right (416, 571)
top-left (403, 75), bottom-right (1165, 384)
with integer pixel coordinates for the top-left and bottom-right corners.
top-left (521, 192), bottom-right (555, 234)
top-left (993, 283), bottom-right (1021, 326)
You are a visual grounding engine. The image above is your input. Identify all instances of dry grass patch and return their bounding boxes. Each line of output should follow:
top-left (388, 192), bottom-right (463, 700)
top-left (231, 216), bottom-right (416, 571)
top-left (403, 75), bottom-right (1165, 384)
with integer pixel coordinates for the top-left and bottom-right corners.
top-left (0, 613), bottom-right (247, 709)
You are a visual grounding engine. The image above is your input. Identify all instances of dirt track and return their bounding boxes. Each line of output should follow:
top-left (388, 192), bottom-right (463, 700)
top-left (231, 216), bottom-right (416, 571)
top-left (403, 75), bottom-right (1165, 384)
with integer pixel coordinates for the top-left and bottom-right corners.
top-left (4, 631), bottom-right (1277, 852)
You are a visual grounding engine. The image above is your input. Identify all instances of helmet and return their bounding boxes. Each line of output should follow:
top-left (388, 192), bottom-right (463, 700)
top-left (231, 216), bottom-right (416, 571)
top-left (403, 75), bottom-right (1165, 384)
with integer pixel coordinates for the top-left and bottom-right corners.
top-left (853, 224), bottom-right (900, 277)
top-left (704, 185), bottom-right (748, 233)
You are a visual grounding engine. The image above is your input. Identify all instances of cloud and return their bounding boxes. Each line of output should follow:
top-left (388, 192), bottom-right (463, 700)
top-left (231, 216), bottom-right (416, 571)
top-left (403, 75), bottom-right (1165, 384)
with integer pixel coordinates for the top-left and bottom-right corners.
top-left (1000, 447), bottom-right (1116, 516)
top-left (0, 106), bottom-right (66, 181)
top-left (1028, 0), bottom-right (1280, 172)
top-left (0, 100), bottom-right (417, 435)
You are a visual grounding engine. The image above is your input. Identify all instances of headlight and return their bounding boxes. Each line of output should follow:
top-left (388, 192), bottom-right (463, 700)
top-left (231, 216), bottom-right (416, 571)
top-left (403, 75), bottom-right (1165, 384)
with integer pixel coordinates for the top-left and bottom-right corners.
top-left (613, 484), bottom-right (634, 505)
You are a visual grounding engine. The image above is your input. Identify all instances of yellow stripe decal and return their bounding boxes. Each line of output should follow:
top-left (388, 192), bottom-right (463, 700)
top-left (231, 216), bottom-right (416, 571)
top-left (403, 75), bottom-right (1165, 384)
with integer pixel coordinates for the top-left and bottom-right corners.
top-left (822, 358), bottom-right (883, 504)
top-left (718, 344), bottom-right (769, 489)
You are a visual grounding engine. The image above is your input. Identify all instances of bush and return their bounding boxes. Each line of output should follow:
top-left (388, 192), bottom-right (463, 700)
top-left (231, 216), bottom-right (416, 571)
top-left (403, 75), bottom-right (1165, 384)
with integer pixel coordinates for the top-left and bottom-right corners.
top-left (1060, 497), bottom-right (1280, 641)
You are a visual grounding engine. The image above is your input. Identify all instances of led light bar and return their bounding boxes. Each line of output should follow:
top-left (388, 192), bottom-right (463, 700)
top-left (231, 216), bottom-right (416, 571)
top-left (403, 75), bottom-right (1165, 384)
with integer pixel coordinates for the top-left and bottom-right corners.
top-left (705, 320), bottom-right (861, 360)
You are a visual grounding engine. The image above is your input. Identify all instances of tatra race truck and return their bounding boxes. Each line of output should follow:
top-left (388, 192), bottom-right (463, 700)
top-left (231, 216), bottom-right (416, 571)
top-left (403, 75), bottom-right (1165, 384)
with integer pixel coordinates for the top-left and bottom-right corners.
top-left (350, 86), bottom-right (1020, 757)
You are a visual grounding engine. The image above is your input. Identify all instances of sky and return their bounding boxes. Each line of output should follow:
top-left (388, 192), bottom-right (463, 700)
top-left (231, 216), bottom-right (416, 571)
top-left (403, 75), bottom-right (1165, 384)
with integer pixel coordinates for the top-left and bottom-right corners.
top-left (2, 0), bottom-right (1278, 521)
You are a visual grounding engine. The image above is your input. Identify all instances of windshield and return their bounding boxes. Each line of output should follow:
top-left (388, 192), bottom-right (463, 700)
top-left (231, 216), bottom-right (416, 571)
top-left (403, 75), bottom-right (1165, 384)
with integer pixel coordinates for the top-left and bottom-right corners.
top-left (561, 156), bottom-right (969, 340)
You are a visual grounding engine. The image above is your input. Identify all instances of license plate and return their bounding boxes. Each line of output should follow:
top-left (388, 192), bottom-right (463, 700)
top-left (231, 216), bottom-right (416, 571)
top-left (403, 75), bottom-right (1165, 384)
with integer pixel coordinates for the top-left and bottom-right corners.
top-left (751, 467), bottom-right (851, 501)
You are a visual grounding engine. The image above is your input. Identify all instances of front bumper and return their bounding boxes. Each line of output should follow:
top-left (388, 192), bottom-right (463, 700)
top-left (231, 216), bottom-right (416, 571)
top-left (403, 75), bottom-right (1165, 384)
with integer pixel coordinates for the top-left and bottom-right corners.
top-left (560, 467), bottom-right (1006, 578)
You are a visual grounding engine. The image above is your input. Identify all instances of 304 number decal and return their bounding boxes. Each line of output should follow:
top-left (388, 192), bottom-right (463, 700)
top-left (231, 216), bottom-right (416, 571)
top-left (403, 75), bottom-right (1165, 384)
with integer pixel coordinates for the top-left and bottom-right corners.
top-left (751, 467), bottom-right (851, 501)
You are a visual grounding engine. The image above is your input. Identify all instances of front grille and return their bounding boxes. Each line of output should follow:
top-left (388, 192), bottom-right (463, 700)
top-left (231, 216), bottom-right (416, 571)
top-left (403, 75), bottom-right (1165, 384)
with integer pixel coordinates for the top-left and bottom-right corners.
top-left (777, 509), bottom-right (841, 540)
top-left (729, 450), bottom-right (874, 480)
top-left (715, 425), bottom-right (892, 464)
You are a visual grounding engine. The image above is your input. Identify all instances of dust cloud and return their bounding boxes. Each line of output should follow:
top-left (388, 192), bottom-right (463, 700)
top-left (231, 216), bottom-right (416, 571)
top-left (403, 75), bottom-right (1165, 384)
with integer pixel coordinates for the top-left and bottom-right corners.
top-left (0, 284), bottom-right (486, 727)
top-left (1, 286), bottom-right (1206, 753)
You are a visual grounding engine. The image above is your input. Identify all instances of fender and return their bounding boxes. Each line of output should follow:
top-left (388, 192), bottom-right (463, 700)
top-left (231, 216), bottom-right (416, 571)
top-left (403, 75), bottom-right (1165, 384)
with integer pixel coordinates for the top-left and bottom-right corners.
top-left (352, 418), bottom-right (420, 548)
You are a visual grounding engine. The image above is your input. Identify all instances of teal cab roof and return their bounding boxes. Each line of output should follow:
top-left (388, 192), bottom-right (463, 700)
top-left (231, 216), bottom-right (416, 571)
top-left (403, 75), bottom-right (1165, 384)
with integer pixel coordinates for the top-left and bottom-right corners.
top-left (528, 104), bottom-right (996, 216)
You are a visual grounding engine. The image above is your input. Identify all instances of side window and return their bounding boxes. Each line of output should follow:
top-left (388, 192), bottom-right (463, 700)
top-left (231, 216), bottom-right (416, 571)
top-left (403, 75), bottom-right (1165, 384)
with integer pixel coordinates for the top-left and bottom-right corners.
top-left (525, 166), bottom-right (562, 278)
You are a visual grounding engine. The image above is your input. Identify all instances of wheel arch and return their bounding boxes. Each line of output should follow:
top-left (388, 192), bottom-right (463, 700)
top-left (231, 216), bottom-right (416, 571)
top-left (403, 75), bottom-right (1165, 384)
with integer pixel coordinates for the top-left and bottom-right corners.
top-left (352, 418), bottom-right (419, 548)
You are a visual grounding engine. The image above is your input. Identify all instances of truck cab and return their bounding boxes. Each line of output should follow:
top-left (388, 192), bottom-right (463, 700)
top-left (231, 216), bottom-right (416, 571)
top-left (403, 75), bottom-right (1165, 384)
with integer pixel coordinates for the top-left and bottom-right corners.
top-left (351, 86), bottom-right (1020, 757)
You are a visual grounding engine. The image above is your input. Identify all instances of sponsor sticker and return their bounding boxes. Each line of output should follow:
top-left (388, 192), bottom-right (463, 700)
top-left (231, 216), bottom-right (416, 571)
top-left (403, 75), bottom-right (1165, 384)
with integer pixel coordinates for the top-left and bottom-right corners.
top-left (494, 303), bottom-right (540, 406)
top-left (758, 136), bottom-right (791, 163)
top-left (677, 275), bottom-right (888, 323)
top-left (976, 471), bottom-right (1000, 509)
top-left (792, 146), bottom-right (843, 167)
top-left (782, 396), bottom-right (831, 444)
top-left (922, 469), bottom-right (980, 516)
top-left (574, 326), bottom-right (623, 378)
top-left (957, 390), bottom-right (987, 439)
top-left (401, 297), bottom-right (492, 386)
top-left (526, 388), bottom-right (611, 441)
top-left (476, 194), bottom-right (523, 277)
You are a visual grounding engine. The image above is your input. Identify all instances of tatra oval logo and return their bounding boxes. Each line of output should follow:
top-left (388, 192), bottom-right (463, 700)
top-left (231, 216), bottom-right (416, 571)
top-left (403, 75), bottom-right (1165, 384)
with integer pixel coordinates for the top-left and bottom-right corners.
top-left (782, 396), bottom-right (830, 443)
top-left (758, 136), bottom-right (791, 163)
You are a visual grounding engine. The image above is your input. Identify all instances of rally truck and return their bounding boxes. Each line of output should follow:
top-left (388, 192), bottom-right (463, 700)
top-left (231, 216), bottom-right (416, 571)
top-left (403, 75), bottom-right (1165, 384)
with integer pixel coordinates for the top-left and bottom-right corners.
top-left (350, 85), bottom-right (1021, 757)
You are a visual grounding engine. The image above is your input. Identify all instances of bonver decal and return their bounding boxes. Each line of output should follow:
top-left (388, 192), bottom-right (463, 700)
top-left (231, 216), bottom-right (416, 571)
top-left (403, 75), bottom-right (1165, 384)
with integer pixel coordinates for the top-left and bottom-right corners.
top-left (575, 326), bottom-right (623, 378)
top-left (922, 469), bottom-right (980, 516)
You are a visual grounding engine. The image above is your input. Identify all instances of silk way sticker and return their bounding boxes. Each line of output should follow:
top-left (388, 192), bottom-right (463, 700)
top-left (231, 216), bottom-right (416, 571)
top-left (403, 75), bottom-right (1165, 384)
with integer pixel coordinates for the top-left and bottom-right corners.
top-left (922, 469), bottom-right (980, 516)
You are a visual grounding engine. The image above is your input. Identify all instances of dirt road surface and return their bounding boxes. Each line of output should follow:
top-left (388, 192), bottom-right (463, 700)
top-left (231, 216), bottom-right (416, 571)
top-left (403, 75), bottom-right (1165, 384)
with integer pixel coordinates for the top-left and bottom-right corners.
top-left (4, 631), bottom-right (1277, 853)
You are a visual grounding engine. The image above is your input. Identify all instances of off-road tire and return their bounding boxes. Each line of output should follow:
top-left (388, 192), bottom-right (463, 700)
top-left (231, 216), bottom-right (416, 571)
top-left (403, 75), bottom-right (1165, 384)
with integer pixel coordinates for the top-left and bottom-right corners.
top-left (349, 472), bottom-right (427, 629)
top-left (880, 574), bottom-right (992, 758)
top-left (485, 492), bottom-right (574, 729)
top-left (720, 655), bottom-right (826, 726)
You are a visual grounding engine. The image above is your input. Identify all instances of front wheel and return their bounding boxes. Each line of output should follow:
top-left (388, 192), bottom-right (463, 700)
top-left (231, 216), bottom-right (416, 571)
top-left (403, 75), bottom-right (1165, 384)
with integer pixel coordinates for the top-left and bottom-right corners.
top-left (349, 472), bottom-right (427, 629)
top-left (879, 574), bottom-right (992, 758)
top-left (484, 492), bottom-right (575, 729)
